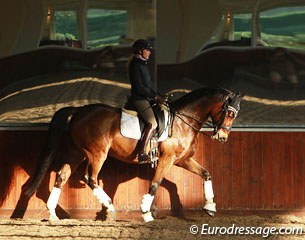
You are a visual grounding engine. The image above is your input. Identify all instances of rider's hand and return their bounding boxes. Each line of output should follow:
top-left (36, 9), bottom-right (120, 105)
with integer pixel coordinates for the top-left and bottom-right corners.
top-left (154, 95), bottom-right (166, 104)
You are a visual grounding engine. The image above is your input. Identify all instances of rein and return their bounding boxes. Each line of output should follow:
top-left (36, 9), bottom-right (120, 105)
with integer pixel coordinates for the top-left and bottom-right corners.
top-left (173, 110), bottom-right (206, 133)
top-left (173, 110), bottom-right (229, 137)
top-left (171, 97), bottom-right (235, 136)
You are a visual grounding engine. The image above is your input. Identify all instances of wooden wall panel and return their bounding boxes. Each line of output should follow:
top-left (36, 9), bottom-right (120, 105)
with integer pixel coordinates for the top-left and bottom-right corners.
top-left (262, 132), bottom-right (274, 209)
top-left (0, 130), bottom-right (304, 219)
top-left (232, 132), bottom-right (243, 209)
top-left (283, 133), bottom-right (293, 207)
top-left (252, 132), bottom-right (263, 209)
top-left (293, 133), bottom-right (304, 209)
top-left (273, 132), bottom-right (284, 208)
top-left (222, 137), bottom-right (233, 209)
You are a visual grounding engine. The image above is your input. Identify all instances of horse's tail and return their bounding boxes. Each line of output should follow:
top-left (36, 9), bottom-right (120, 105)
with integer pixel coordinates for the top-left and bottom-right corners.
top-left (23, 106), bottom-right (76, 198)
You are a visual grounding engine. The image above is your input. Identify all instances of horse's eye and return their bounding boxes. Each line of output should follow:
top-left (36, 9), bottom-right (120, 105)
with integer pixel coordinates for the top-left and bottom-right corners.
top-left (228, 111), bottom-right (235, 118)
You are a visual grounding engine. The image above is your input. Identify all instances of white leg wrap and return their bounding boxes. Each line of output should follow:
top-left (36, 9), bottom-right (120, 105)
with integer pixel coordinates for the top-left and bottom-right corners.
top-left (203, 180), bottom-right (216, 213)
top-left (93, 187), bottom-right (113, 210)
top-left (47, 187), bottom-right (61, 210)
top-left (204, 180), bottom-right (214, 201)
top-left (140, 194), bottom-right (154, 213)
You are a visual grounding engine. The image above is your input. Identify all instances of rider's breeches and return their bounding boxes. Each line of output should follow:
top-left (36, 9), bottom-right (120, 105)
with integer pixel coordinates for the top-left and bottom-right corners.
top-left (133, 99), bottom-right (157, 129)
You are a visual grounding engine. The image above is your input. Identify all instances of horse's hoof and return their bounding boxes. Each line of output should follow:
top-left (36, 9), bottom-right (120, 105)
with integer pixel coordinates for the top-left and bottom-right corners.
top-left (106, 205), bottom-right (116, 221)
top-left (205, 210), bottom-right (215, 217)
top-left (203, 202), bottom-right (216, 217)
top-left (49, 215), bottom-right (60, 221)
top-left (151, 206), bottom-right (158, 219)
top-left (142, 211), bottom-right (154, 222)
top-left (107, 204), bottom-right (115, 213)
top-left (107, 210), bottom-right (116, 221)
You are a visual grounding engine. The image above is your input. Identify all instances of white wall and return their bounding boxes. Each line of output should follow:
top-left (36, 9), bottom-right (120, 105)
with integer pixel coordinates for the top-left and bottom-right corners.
top-left (156, 0), bottom-right (222, 64)
top-left (0, 0), bottom-right (24, 58)
top-left (156, 0), bottom-right (181, 64)
top-left (0, 0), bottom-right (45, 58)
top-left (12, 0), bottom-right (45, 55)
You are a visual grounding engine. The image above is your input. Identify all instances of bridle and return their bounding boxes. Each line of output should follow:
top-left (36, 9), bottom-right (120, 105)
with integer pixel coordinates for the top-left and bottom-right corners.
top-left (172, 95), bottom-right (240, 136)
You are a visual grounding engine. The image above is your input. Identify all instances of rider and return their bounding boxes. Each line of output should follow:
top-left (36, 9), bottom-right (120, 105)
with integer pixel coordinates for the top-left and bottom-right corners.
top-left (128, 39), bottom-right (165, 162)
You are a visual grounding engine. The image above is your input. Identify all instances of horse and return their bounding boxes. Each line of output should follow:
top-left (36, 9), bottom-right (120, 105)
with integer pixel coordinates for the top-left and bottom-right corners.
top-left (24, 87), bottom-right (244, 222)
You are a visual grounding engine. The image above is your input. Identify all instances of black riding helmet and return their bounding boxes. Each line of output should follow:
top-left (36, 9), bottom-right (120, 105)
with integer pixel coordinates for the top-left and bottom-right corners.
top-left (132, 39), bottom-right (152, 54)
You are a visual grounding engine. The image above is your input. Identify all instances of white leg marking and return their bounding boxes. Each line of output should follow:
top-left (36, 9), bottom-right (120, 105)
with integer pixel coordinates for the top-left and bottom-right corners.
top-left (46, 187), bottom-right (61, 220)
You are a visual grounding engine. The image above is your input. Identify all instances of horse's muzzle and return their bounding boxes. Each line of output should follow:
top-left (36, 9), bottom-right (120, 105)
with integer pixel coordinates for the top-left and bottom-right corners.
top-left (211, 130), bottom-right (228, 142)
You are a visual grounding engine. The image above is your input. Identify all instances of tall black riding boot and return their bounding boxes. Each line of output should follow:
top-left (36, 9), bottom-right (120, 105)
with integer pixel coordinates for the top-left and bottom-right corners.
top-left (138, 123), bottom-right (155, 163)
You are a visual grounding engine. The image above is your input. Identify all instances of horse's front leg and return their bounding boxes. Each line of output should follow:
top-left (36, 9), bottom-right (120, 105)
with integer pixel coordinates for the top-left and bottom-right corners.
top-left (175, 157), bottom-right (216, 216)
top-left (141, 156), bottom-right (174, 222)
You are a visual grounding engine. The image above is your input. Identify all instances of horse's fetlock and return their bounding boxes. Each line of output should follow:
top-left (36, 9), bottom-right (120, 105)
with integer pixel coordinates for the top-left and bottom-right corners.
top-left (203, 172), bottom-right (212, 181)
top-left (88, 178), bottom-right (98, 190)
top-left (148, 182), bottom-right (159, 196)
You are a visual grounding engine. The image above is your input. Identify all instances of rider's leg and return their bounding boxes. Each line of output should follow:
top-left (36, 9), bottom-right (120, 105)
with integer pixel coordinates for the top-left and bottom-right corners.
top-left (138, 122), bottom-right (155, 161)
top-left (133, 100), bottom-right (157, 162)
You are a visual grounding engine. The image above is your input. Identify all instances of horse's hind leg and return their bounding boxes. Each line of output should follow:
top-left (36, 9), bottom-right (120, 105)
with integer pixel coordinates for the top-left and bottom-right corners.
top-left (47, 163), bottom-right (71, 220)
top-left (84, 156), bottom-right (115, 217)
top-left (47, 149), bottom-right (84, 220)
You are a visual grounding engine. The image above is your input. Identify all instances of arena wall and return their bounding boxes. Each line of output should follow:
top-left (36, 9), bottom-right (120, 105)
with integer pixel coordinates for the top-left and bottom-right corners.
top-left (0, 130), bottom-right (304, 219)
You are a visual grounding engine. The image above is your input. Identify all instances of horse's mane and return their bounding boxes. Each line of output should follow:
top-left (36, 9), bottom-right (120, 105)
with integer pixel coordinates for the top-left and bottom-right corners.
top-left (171, 87), bottom-right (232, 108)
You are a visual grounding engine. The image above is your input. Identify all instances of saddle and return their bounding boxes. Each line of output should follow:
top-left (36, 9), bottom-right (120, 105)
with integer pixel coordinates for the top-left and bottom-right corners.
top-left (120, 98), bottom-right (172, 167)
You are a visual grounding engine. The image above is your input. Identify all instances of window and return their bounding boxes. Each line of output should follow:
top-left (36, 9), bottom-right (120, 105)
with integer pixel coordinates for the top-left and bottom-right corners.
top-left (259, 6), bottom-right (305, 50)
top-left (87, 9), bottom-right (128, 49)
top-left (233, 13), bottom-right (252, 40)
top-left (53, 10), bottom-right (79, 41)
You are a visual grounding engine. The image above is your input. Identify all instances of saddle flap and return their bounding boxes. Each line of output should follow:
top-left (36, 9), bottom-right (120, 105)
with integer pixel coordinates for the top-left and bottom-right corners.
top-left (120, 111), bottom-right (141, 139)
top-left (120, 108), bottom-right (171, 142)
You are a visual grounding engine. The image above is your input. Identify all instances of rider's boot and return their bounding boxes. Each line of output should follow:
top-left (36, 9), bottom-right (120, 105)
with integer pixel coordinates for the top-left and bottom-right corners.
top-left (138, 123), bottom-right (154, 163)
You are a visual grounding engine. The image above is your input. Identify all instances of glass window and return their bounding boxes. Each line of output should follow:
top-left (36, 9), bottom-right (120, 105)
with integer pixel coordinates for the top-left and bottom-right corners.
top-left (87, 9), bottom-right (128, 49)
top-left (233, 13), bottom-right (252, 40)
top-left (259, 6), bottom-right (305, 50)
top-left (54, 10), bottom-right (79, 41)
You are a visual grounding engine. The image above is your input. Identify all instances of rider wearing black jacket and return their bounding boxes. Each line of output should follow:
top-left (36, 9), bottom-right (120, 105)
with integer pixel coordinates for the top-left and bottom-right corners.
top-left (128, 39), bottom-right (165, 162)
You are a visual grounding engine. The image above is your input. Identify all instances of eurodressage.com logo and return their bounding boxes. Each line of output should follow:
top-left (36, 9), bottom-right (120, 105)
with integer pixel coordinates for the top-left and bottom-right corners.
top-left (189, 224), bottom-right (304, 238)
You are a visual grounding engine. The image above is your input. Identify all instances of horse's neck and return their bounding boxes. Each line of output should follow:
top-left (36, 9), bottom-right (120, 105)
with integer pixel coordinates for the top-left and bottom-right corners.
top-left (175, 98), bottom-right (211, 123)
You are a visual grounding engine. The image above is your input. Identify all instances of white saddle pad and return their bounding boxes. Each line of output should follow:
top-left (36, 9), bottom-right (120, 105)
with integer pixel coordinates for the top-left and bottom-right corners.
top-left (120, 110), bottom-right (170, 141)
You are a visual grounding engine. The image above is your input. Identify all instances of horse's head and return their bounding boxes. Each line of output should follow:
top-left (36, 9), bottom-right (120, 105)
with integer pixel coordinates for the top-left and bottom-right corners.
top-left (210, 92), bottom-right (245, 142)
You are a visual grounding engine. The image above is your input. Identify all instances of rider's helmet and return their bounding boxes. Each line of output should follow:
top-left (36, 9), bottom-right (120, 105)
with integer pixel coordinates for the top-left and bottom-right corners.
top-left (132, 39), bottom-right (152, 54)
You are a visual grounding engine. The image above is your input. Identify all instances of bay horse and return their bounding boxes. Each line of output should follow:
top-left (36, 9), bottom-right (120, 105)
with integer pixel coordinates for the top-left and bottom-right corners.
top-left (24, 87), bottom-right (244, 222)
